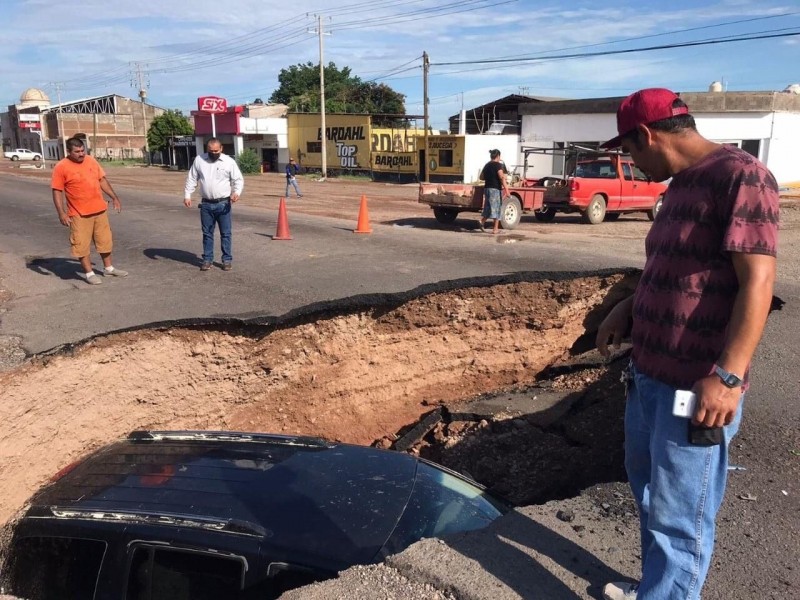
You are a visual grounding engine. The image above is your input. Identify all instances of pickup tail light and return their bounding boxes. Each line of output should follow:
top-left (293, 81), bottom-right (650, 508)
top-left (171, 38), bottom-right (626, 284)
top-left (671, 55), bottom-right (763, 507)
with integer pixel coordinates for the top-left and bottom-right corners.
top-left (570, 179), bottom-right (580, 192)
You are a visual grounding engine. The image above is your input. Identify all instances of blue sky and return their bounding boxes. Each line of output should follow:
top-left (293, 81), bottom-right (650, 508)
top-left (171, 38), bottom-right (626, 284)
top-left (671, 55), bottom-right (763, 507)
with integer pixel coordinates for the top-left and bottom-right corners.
top-left (2, 0), bottom-right (799, 130)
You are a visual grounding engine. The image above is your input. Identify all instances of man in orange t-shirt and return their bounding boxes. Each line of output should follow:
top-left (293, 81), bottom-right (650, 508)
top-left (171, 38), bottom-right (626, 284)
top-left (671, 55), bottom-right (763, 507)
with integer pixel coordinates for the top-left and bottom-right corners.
top-left (51, 137), bottom-right (128, 285)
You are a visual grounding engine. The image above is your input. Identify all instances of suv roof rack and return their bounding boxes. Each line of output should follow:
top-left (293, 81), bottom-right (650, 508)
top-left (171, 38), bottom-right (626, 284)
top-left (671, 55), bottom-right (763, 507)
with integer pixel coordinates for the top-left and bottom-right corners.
top-left (45, 507), bottom-right (268, 537)
top-left (128, 430), bottom-right (334, 448)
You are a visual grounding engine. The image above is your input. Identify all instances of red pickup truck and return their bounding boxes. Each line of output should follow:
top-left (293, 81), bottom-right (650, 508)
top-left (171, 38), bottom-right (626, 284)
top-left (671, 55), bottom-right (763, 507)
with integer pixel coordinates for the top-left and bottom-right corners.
top-left (418, 153), bottom-right (668, 228)
top-left (538, 155), bottom-right (667, 224)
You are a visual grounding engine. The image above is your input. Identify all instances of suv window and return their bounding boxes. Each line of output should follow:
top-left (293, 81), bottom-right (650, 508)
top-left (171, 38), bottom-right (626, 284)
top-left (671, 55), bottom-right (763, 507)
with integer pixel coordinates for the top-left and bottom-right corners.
top-left (4, 536), bottom-right (106, 600)
top-left (126, 546), bottom-right (245, 600)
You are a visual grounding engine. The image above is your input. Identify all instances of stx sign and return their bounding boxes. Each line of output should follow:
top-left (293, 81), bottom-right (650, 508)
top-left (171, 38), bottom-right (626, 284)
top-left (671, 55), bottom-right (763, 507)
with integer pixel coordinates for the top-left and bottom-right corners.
top-left (197, 96), bottom-right (228, 113)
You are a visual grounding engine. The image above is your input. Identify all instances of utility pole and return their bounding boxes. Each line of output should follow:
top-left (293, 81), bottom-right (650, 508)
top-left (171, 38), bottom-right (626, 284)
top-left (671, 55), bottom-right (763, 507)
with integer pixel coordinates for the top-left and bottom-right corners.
top-left (53, 82), bottom-right (67, 159)
top-left (133, 62), bottom-right (151, 165)
top-left (423, 51), bottom-right (430, 183)
top-left (34, 128), bottom-right (46, 169)
top-left (310, 15), bottom-right (331, 180)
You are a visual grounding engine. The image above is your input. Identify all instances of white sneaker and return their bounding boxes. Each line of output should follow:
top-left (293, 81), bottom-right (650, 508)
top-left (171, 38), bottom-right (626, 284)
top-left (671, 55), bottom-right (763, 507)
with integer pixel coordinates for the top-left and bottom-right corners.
top-left (602, 582), bottom-right (639, 600)
top-left (79, 272), bottom-right (102, 285)
top-left (104, 267), bottom-right (128, 277)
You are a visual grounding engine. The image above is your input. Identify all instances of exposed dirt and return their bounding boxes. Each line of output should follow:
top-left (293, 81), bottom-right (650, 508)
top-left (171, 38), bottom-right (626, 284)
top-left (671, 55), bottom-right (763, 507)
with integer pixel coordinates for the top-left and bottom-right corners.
top-left (0, 271), bottom-right (637, 525)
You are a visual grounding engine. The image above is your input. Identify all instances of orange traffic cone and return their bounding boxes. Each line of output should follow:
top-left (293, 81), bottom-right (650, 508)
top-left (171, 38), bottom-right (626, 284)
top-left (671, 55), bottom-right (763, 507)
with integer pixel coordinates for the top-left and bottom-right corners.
top-left (354, 194), bottom-right (372, 234)
top-left (274, 197), bottom-right (292, 240)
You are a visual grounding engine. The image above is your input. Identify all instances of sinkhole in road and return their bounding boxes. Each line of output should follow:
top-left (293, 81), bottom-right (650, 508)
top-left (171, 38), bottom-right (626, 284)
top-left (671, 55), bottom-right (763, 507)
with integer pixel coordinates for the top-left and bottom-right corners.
top-left (0, 270), bottom-right (638, 523)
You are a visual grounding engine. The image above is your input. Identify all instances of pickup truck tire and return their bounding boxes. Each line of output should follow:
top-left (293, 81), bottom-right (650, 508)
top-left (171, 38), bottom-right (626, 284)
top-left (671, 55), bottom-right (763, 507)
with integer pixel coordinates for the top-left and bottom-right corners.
top-left (500, 196), bottom-right (522, 230)
top-left (534, 206), bottom-right (556, 223)
top-left (647, 196), bottom-right (663, 221)
top-left (581, 194), bottom-right (606, 224)
top-left (433, 207), bottom-right (459, 224)
top-left (10, 155), bottom-right (19, 161)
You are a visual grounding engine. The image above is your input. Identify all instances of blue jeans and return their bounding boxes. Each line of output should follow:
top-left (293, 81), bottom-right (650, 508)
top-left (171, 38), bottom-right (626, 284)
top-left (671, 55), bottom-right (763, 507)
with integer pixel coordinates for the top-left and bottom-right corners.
top-left (199, 201), bottom-right (232, 263)
top-left (285, 177), bottom-right (302, 197)
top-left (625, 363), bottom-right (743, 599)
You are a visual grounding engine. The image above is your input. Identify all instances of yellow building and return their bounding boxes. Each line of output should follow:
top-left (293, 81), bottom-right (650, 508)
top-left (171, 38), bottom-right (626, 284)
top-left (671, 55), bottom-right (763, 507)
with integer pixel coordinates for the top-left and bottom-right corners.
top-left (286, 113), bottom-right (516, 183)
top-left (287, 113), bottom-right (423, 179)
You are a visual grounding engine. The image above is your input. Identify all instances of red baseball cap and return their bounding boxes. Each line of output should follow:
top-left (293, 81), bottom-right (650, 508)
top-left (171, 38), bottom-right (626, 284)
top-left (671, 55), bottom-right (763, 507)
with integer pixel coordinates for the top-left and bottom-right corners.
top-left (601, 88), bottom-right (689, 148)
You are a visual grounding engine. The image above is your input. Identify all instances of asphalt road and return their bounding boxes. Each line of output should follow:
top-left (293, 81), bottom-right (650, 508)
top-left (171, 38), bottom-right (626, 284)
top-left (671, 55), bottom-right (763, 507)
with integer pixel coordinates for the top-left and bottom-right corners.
top-left (0, 170), bottom-right (797, 598)
top-left (0, 174), bottom-right (644, 354)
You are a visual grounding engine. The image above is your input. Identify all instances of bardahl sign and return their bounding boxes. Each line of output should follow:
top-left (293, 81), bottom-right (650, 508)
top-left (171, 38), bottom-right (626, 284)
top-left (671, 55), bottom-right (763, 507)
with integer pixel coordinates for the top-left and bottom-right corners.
top-left (197, 96), bottom-right (227, 114)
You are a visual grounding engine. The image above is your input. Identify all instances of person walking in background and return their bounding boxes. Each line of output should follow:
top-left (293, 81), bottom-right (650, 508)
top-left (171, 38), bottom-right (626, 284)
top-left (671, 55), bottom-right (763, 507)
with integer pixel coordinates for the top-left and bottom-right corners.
top-left (51, 137), bottom-right (128, 285)
top-left (183, 138), bottom-right (244, 271)
top-left (596, 88), bottom-right (779, 600)
top-left (478, 149), bottom-right (509, 234)
top-left (285, 157), bottom-right (303, 198)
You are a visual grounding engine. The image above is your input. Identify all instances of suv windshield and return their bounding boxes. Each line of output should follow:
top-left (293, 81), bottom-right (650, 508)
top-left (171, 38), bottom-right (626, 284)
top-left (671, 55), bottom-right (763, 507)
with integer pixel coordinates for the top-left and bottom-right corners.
top-left (380, 462), bottom-right (506, 558)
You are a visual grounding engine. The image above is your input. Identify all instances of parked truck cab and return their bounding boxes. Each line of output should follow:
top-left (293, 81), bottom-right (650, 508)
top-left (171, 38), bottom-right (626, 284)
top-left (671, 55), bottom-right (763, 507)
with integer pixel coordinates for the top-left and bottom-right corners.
top-left (542, 155), bottom-right (667, 224)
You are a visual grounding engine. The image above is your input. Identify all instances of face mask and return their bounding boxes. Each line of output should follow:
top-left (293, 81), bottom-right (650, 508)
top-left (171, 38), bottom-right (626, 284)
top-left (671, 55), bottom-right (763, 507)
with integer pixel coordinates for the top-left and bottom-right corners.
top-left (208, 151), bottom-right (221, 162)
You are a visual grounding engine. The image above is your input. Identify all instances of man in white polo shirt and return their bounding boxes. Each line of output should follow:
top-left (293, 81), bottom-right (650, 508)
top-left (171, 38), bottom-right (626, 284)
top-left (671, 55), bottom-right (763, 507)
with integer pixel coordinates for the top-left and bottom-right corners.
top-left (183, 138), bottom-right (244, 271)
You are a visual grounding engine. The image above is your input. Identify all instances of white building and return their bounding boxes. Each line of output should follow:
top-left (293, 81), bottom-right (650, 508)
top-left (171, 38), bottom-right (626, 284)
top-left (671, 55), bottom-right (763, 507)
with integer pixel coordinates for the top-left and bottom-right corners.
top-left (519, 87), bottom-right (800, 185)
top-left (191, 102), bottom-right (288, 172)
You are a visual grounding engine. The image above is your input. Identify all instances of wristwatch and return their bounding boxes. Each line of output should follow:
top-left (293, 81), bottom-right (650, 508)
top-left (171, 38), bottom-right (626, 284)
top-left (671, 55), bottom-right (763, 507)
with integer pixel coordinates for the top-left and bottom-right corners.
top-left (714, 364), bottom-right (743, 388)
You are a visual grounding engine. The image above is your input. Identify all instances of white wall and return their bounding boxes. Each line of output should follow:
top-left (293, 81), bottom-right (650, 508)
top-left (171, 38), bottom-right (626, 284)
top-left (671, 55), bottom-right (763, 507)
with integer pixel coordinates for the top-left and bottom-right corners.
top-left (239, 117), bottom-right (287, 136)
top-left (520, 114), bottom-right (616, 178)
top-left (463, 134), bottom-right (519, 183)
top-left (522, 114), bottom-right (616, 149)
top-left (521, 110), bottom-right (800, 183)
top-left (693, 113), bottom-right (773, 142)
top-left (761, 113), bottom-right (800, 184)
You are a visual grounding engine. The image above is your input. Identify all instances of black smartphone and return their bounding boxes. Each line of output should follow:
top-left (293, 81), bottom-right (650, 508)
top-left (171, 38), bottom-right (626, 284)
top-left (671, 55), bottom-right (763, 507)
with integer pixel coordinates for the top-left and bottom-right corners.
top-left (688, 422), bottom-right (723, 446)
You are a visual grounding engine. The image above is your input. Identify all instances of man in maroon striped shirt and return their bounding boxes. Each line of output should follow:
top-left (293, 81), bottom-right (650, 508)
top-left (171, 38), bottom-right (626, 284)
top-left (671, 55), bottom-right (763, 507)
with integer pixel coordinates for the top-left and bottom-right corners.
top-left (596, 88), bottom-right (779, 600)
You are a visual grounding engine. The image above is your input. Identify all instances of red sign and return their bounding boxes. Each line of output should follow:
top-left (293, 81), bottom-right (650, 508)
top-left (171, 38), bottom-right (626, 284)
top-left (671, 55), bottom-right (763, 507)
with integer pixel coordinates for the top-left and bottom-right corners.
top-left (197, 96), bottom-right (228, 114)
top-left (19, 122), bottom-right (41, 129)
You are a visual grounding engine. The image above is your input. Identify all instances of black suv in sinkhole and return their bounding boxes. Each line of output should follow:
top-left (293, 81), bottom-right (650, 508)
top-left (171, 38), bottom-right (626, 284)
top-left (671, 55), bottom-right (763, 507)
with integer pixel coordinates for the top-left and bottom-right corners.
top-left (0, 430), bottom-right (508, 600)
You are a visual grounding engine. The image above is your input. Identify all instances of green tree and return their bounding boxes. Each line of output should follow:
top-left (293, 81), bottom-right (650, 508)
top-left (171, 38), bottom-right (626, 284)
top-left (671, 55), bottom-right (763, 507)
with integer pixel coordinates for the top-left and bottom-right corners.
top-left (236, 148), bottom-right (261, 175)
top-left (269, 62), bottom-right (406, 118)
top-left (147, 109), bottom-right (194, 152)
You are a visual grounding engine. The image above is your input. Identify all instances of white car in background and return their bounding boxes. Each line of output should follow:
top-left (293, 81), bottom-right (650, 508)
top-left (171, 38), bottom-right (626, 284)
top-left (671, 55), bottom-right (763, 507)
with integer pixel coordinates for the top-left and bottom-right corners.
top-left (4, 148), bottom-right (42, 161)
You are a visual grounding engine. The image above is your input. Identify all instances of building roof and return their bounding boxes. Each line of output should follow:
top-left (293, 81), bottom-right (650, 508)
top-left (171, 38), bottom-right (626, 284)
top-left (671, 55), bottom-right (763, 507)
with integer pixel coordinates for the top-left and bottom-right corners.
top-left (519, 90), bottom-right (800, 116)
top-left (44, 93), bottom-right (167, 113)
top-left (243, 102), bottom-right (288, 118)
top-left (448, 94), bottom-right (563, 123)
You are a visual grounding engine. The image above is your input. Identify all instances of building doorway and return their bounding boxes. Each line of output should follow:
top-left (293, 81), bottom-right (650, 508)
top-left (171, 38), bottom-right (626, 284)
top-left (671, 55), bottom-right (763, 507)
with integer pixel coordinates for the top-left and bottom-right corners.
top-left (261, 148), bottom-right (278, 173)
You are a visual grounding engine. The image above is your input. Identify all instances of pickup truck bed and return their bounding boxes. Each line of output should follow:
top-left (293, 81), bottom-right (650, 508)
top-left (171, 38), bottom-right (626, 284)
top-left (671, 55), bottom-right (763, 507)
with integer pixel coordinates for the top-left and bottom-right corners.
top-left (418, 182), bottom-right (547, 230)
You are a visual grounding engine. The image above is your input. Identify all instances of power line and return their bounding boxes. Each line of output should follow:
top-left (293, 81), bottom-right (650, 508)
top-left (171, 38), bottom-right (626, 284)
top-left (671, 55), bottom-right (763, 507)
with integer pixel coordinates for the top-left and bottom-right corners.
top-left (433, 28), bottom-right (800, 67)
top-left (332, 0), bottom-right (514, 32)
top-left (482, 11), bottom-right (800, 62)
